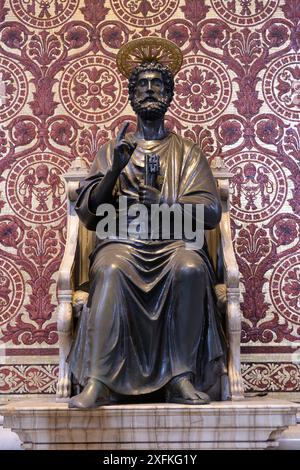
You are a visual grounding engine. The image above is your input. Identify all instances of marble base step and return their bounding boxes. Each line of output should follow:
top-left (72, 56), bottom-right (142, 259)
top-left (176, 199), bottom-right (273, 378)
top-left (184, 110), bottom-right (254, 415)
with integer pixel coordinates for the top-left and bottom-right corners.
top-left (278, 421), bottom-right (300, 450)
top-left (1, 398), bottom-right (298, 450)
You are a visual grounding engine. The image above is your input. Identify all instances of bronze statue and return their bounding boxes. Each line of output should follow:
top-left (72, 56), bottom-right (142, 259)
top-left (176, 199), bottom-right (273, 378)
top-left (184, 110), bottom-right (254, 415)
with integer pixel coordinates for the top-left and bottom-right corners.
top-left (68, 38), bottom-right (226, 409)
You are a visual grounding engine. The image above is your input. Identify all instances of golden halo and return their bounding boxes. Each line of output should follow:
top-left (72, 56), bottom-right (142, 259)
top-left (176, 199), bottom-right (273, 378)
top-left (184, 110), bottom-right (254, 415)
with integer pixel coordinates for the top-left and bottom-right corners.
top-left (117, 37), bottom-right (183, 78)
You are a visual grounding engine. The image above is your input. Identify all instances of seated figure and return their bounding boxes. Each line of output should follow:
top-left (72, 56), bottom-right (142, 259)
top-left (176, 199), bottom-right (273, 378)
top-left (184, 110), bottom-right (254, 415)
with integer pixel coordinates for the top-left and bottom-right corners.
top-left (64, 39), bottom-right (241, 408)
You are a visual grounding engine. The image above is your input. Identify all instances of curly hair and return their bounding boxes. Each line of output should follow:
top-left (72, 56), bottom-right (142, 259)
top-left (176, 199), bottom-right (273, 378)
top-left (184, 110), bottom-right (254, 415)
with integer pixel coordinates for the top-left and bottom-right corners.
top-left (128, 61), bottom-right (174, 106)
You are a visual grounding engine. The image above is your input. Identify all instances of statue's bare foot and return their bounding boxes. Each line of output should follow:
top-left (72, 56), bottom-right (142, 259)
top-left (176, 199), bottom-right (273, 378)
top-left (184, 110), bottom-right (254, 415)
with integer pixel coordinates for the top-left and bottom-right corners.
top-left (69, 378), bottom-right (117, 409)
top-left (166, 374), bottom-right (210, 405)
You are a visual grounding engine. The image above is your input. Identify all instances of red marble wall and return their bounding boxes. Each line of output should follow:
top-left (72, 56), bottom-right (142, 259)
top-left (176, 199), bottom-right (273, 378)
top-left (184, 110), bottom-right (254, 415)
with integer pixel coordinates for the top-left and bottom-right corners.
top-left (0, 0), bottom-right (299, 396)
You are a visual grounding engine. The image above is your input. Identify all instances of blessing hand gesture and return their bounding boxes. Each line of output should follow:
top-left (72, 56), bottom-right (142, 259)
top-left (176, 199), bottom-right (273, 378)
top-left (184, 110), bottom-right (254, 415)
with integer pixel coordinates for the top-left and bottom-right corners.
top-left (112, 122), bottom-right (137, 174)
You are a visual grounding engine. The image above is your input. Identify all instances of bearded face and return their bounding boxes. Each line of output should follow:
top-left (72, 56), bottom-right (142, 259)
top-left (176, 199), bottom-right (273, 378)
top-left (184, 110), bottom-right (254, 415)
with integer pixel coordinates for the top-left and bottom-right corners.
top-left (131, 70), bottom-right (171, 120)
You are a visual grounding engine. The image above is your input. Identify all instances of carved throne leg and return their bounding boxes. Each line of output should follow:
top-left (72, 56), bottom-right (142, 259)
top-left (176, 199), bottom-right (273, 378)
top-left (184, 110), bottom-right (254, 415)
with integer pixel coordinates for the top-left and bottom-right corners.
top-left (227, 287), bottom-right (244, 400)
top-left (56, 299), bottom-right (73, 400)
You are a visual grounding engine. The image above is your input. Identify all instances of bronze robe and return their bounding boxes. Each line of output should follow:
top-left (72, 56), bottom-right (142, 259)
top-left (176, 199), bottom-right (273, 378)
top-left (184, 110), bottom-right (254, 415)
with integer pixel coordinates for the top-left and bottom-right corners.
top-left (70, 132), bottom-right (227, 398)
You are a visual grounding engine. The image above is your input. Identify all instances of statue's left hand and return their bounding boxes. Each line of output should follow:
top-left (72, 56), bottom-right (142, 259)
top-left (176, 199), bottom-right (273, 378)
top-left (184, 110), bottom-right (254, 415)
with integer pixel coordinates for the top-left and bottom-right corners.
top-left (138, 184), bottom-right (160, 206)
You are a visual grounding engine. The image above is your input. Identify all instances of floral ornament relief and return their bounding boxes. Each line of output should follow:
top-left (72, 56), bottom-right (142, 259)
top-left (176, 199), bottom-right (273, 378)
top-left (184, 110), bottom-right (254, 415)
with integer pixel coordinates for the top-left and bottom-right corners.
top-left (212, 116), bottom-right (243, 147)
top-left (28, 31), bottom-right (62, 66)
top-left (255, 117), bottom-right (284, 146)
top-left (0, 57), bottom-right (28, 122)
top-left (177, 66), bottom-right (220, 112)
top-left (242, 363), bottom-right (300, 392)
top-left (74, 67), bottom-right (118, 112)
top-left (60, 56), bottom-right (127, 123)
top-left (264, 213), bottom-right (300, 248)
top-left (0, 257), bottom-right (24, 327)
top-left (263, 54), bottom-right (300, 121)
top-left (261, 21), bottom-right (290, 49)
top-left (0, 221), bottom-right (63, 345)
top-left (170, 56), bottom-right (231, 122)
top-left (0, 365), bottom-right (58, 393)
top-left (283, 122), bottom-right (300, 163)
top-left (270, 254), bottom-right (300, 325)
top-left (78, 124), bottom-right (109, 164)
top-left (235, 223), bottom-right (277, 337)
top-left (282, 267), bottom-right (300, 311)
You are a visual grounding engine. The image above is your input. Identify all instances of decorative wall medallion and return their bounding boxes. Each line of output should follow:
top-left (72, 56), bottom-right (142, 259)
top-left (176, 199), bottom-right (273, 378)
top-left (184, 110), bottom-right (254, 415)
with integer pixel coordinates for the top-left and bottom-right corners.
top-left (211, 0), bottom-right (279, 26)
top-left (60, 55), bottom-right (128, 123)
top-left (10, 0), bottom-right (79, 29)
top-left (111, 0), bottom-right (179, 27)
top-left (270, 254), bottom-right (300, 325)
top-left (0, 57), bottom-right (27, 122)
top-left (263, 54), bottom-right (300, 122)
top-left (170, 56), bottom-right (231, 123)
top-left (0, 257), bottom-right (24, 327)
top-left (6, 153), bottom-right (69, 223)
top-left (226, 152), bottom-right (287, 222)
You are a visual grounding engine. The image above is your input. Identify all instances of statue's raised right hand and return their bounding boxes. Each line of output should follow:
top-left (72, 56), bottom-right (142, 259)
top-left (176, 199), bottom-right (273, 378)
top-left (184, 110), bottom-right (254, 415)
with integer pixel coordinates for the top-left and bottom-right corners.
top-left (112, 122), bottom-right (137, 174)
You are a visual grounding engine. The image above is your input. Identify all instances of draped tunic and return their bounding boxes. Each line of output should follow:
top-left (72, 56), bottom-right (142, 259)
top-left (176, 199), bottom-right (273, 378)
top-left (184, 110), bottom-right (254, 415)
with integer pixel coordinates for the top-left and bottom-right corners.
top-left (69, 132), bottom-right (227, 398)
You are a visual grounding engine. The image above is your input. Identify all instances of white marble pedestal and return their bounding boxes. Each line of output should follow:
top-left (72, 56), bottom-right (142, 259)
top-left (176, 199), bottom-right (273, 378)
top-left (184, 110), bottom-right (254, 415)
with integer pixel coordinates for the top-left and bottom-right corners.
top-left (1, 398), bottom-right (298, 450)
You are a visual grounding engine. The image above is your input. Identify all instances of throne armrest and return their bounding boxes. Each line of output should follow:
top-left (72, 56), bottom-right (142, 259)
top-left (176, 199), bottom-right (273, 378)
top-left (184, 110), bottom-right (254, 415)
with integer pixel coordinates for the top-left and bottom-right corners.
top-left (56, 158), bottom-right (89, 400)
top-left (57, 185), bottom-right (80, 297)
top-left (211, 158), bottom-right (244, 400)
top-left (219, 201), bottom-right (240, 290)
top-left (211, 157), bottom-right (239, 290)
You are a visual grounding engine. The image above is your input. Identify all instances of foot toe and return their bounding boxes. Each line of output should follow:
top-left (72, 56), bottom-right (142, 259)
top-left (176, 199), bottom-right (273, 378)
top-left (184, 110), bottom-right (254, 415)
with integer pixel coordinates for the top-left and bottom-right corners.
top-left (195, 391), bottom-right (210, 403)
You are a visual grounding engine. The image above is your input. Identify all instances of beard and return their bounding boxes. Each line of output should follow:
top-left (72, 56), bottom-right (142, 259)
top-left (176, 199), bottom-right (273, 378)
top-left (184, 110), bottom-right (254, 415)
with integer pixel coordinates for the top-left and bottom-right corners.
top-left (131, 96), bottom-right (170, 120)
